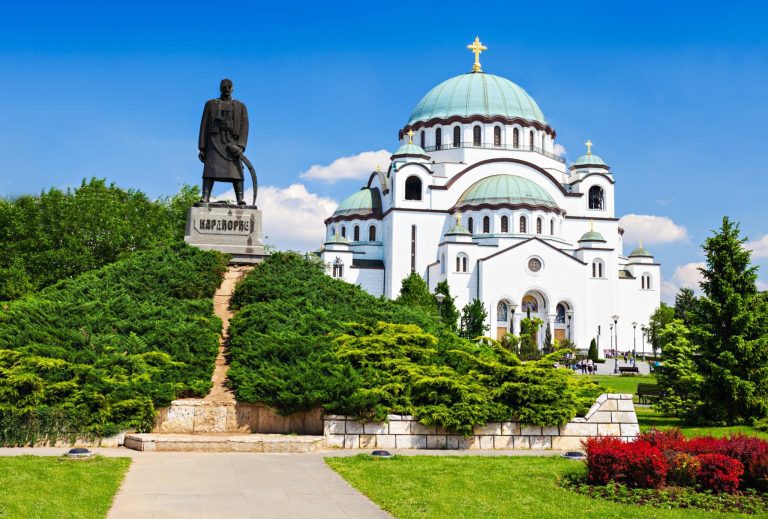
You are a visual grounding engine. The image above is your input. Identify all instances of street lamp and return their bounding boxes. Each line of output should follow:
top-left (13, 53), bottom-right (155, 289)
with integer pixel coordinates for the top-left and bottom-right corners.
top-left (611, 323), bottom-right (616, 374)
top-left (435, 293), bottom-right (446, 319)
top-left (632, 322), bottom-right (638, 366)
top-left (641, 325), bottom-right (647, 360)
top-left (510, 303), bottom-right (517, 336)
top-left (612, 315), bottom-right (619, 373)
top-left (566, 310), bottom-right (574, 341)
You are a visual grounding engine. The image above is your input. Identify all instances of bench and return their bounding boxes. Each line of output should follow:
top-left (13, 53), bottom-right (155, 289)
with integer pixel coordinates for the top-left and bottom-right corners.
top-left (618, 366), bottom-right (639, 374)
top-left (637, 383), bottom-right (663, 404)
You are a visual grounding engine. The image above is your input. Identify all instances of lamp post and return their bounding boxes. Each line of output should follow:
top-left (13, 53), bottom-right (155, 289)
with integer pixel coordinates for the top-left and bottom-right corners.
top-left (612, 315), bottom-right (619, 373)
top-left (566, 310), bottom-right (574, 341)
top-left (611, 323), bottom-right (616, 374)
top-left (435, 293), bottom-right (446, 320)
top-left (510, 303), bottom-right (517, 336)
top-left (641, 325), bottom-right (647, 360)
top-left (632, 321), bottom-right (638, 366)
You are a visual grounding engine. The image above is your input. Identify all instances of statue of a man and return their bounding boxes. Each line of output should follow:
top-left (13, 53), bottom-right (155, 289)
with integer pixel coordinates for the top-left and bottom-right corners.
top-left (198, 78), bottom-right (249, 205)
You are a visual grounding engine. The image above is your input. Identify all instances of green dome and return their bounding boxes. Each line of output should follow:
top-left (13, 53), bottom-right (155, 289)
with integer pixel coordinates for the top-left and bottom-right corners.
top-left (573, 153), bottom-right (607, 168)
top-left (325, 233), bottom-right (349, 244)
top-left (579, 230), bottom-right (606, 242)
top-left (629, 244), bottom-right (653, 258)
top-left (392, 143), bottom-right (429, 157)
top-left (455, 175), bottom-right (558, 210)
top-left (446, 222), bottom-right (471, 235)
top-left (407, 73), bottom-right (546, 126)
top-left (332, 188), bottom-right (382, 218)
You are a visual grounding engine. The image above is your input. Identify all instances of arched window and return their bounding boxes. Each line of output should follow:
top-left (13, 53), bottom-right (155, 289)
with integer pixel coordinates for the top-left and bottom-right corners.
top-left (592, 260), bottom-right (604, 278)
top-left (468, 217), bottom-right (474, 234)
top-left (497, 301), bottom-right (508, 322)
top-left (405, 176), bottom-right (422, 200)
top-left (513, 128), bottom-right (520, 148)
top-left (556, 304), bottom-right (566, 323)
top-left (519, 216), bottom-right (527, 233)
top-left (473, 125), bottom-right (481, 146)
top-left (483, 216), bottom-right (490, 233)
top-left (420, 130), bottom-right (425, 149)
top-left (332, 258), bottom-right (344, 278)
top-left (456, 256), bottom-right (461, 272)
top-left (529, 131), bottom-right (534, 150)
top-left (522, 295), bottom-right (538, 313)
top-left (368, 225), bottom-right (376, 241)
top-left (330, 225), bottom-right (336, 236)
top-left (589, 186), bottom-right (605, 210)
top-left (536, 217), bottom-right (542, 234)
top-left (453, 126), bottom-right (461, 147)
top-left (501, 215), bottom-right (509, 233)
top-left (435, 128), bottom-right (442, 150)
top-left (493, 126), bottom-right (501, 147)
top-left (341, 226), bottom-right (346, 238)
top-left (642, 274), bottom-right (652, 290)
top-left (462, 256), bottom-right (468, 272)
top-left (550, 219), bottom-right (555, 235)
top-left (441, 253), bottom-right (445, 274)
top-left (353, 225), bottom-right (360, 241)
top-left (456, 254), bottom-right (468, 273)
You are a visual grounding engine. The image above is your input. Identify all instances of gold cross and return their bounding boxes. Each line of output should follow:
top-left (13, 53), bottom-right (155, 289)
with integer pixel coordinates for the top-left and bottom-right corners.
top-left (376, 164), bottom-right (381, 172)
top-left (466, 36), bottom-right (487, 72)
top-left (585, 139), bottom-right (593, 155)
top-left (407, 129), bottom-right (414, 145)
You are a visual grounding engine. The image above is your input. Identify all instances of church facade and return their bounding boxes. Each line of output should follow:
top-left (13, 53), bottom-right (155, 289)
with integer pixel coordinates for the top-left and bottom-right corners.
top-left (321, 39), bottom-right (660, 354)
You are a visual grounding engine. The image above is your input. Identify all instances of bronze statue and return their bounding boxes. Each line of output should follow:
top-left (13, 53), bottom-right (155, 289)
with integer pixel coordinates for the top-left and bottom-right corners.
top-left (198, 79), bottom-right (255, 205)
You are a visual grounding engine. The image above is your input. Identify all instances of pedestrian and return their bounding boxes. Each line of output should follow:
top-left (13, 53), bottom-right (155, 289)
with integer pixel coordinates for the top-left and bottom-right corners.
top-left (580, 360), bottom-right (586, 374)
top-left (587, 359), bottom-right (594, 374)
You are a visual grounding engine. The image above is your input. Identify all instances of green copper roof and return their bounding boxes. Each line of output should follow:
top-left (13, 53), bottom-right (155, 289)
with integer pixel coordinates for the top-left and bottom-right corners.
top-left (455, 174), bottom-right (558, 210)
top-left (325, 233), bottom-right (349, 244)
top-left (393, 143), bottom-right (428, 157)
top-left (407, 73), bottom-right (546, 126)
top-left (332, 188), bottom-right (382, 218)
top-left (573, 153), bottom-right (607, 167)
top-left (446, 222), bottom-right (471, 235)
top-left (629, 244), bottom-right (653, 258)
top-left (579, 230), bottom-right (606, 242)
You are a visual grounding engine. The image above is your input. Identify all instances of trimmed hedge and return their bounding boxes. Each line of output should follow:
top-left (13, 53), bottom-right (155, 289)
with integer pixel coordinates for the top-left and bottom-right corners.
top-left (227, 252), bottom-right (600, 434)
top-left (0, 244), bottom-right (228, 445)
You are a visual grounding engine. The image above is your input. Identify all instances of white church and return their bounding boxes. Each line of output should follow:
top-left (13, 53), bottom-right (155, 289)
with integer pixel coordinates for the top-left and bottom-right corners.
top-left (321, 38), bottom-right (660, 353)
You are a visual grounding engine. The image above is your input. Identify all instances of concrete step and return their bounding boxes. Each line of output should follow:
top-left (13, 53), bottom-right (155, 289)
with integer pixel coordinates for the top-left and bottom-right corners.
top-left (124, 433), bottom-right (325, 453)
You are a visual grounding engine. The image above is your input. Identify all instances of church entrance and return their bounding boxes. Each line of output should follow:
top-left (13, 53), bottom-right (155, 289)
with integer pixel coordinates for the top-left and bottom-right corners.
top-left (521, 293), bottom-right (546, 348)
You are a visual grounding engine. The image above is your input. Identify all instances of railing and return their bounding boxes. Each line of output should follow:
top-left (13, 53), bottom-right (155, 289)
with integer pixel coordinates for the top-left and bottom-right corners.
top-left (421, 142), bottom-right (566, 164)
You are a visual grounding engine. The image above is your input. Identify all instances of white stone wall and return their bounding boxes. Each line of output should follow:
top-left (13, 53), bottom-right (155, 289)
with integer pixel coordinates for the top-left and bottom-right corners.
top-left (324, 393), bottom-right (638, 450)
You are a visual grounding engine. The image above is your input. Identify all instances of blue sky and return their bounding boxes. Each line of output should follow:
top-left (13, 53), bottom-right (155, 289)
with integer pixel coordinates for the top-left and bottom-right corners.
top-left (1, 1), bottom-right (766, 298)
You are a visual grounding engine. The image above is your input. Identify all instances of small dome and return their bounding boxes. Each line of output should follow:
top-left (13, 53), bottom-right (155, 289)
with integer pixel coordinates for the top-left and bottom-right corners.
top-left (455, 175), bottom-right (558, 211)
top-left (325, 233), bottom-right (349, 244)
top-left (572, 153), bottom-right (607, 168)
top-left (446, 222), bottom-right (471, 236)
top-left (392, 143), bottom-right (429, 158)
top-left (579, 230), bottom-right (606, 242)
top-left (332, 188), bottom-right (382, 218)
top-left (629, 244), bottom-right (653, 258)
top-left (406, 73), bottom-right (547, 127)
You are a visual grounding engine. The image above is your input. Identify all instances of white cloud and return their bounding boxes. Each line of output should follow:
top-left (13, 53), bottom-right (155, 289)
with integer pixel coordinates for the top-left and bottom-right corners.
top-left (746, 234), bottom-right (768, 259)
top-left (214, 183), bottom-right (337, 252)
top-left (619, 214), bottom-right (688, 246)
top-left (661, 262), bottom-right (705, 303)
top-left (758, 280), bottom-right (768, 292)
top-left (553, 143), bottom-right (567, 157)
top-left (299, 150), bottom-right (391, 184)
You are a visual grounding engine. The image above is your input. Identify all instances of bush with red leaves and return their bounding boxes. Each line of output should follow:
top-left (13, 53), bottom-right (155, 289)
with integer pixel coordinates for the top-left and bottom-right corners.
top-left (684, 436), bottom-right (729, 456)
top-left (695, 454), bottom-right (744, 494)
top-left (584, 436), bottom-right (627, 485)
top-left (638, 428), bottom-right (687, 453)
top-left (668, 452), bottom-right (700, 487)
top-left (584, 437), bottom-right (668, 488)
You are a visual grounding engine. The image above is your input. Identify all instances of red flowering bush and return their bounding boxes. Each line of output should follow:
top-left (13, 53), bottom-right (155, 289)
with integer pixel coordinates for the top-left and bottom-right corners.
top-left (721, 435), bottom-right (768, 490)
top-left (584, 437), bottom-right (667, 488)
top-left (695, 454), bottom-right (744, 494)
top-left (668, 452), bottom-right (700, 487)
top-left (584, 436), bottom-right (627, 485)
top-left (684, 436), bottom-right (729, 456)
top-left (638, 428), bottom-right (687, 453)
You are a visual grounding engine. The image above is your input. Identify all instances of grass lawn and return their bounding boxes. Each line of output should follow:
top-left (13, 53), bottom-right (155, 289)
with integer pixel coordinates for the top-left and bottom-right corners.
top-left (0, 456), bottom-right (131, 519)
top-left (328, 455), bottom-right (763, 519)
top-left (586, 374), bottom-right (656, 396)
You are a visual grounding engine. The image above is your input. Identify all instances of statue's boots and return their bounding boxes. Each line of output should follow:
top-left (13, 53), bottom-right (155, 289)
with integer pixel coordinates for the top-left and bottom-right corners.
top-left (234, 180), bottom-right (247, 205)
top-left (201, 179), bottom-right (214, 203)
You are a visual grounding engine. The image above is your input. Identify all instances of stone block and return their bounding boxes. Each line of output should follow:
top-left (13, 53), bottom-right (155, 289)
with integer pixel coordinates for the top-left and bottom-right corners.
top-left (388, 421), bottom-right (411, 434)
top-left (599, 399), bottom-right (618, 411)
top-left (446, 436), bottom-right (464, 449)
top-left (530, 436), bottom-right (552, 450)
top-left (502, 422), bottom-right (521, 435)
top-left (363, 422), bottom-right (388, 435)
top-left (344, 435), bottom-right (359, 449)
top-left (345, 421), bottom-right (364, 434)
top-left (326, 420), bottom-right (346, 435)
top-left (584, 401), bottom-right (603, 420)
top-left (473, 423), bottom-right (502, 436)
top-left (617, 400), bottom-right (634, 411)
top-left (359, 434), bottom-right (376, 448)
top-left (621, 423), bottom-right (640, 437)
top-left (560, 422), bottom-right (598, 437)
top-left (597, 423), bottom-right (621, 436)
top-left (376, 435), bottom-right (396, 449)
top-left (513, 436), bottom-right (530, 449)
top-left (185, 205), bottom-right (267, 263)
top-left (571, 417), bottom-right (587, 423)
top-left (541, 426), bottom-right (559, 436)
top-left (587, 412), bottom-right (613, 424)
top-left (400, 415), bottom-right (415, 421)
top-left (611, 412), bottom-right (638, 424)
top-left (324, 414), bottom-right (347, 420)
top-left (521, 425), bottom-right (542, 436)
top-left (411, 422), bottom-right (437, 435)
top-left (596, 393), bottom-right (608, 404)
top-left (620, 394), bottom-right (633, 399)
top-left (494, 435), bottom-right (515, 449)
top-left (427, 435), bottom-right (447, 449)
top-left (475, 435), bottom-right (494, 450)
top-left (387, 414), bottom-right (403, 421)
top-left (326, 434), bottom-right (345, 448)
top-left (396, 435), bottom-right (426, 449)
top-left (606, 393), bottom-right (624, 399)
top-left (552, 436), bottom-right (585, 451)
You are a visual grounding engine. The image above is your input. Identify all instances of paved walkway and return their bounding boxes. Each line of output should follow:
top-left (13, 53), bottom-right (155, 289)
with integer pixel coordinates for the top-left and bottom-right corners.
top-left (572, 358), bottom-right (652, 376)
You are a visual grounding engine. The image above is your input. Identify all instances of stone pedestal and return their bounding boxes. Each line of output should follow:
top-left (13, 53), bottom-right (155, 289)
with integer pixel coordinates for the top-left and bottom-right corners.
top-left (184, 204), bottom-right (268, 264)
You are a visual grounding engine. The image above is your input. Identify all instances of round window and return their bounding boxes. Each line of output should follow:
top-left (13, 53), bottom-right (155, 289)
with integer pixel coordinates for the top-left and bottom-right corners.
top-left (528, 258), bottom-right (543, 272)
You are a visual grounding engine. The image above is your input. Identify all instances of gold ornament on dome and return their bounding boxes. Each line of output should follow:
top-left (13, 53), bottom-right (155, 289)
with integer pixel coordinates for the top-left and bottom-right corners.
top-left (466, 36), bottom-right (487, 73)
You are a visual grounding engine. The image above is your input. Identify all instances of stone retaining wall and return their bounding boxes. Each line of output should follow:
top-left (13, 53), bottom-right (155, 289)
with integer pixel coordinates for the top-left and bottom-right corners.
top-left (324, 393), bottom-right (638, 450)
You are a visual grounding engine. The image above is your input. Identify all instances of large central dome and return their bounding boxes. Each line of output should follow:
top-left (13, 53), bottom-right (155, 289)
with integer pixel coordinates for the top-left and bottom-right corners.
top-left (456, 174), bottom-right (558, 211)
top-left (407, 72), bottom-right (546, 127)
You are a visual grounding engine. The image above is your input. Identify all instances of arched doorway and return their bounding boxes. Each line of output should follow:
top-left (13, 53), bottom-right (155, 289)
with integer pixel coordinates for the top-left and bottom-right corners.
top-left (521, 290), bottom-right (548, 348)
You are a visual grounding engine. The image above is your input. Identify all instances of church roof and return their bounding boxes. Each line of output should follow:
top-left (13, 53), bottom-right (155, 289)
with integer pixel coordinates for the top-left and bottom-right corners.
top-left (573, 153), bottom-right (607, 168)
top-left (406, 72), bottom-right (546, 127)
top-left (391, 143), bottom-right (429, 159)
top-left (325, 233), bottom-right (349, 244)
top-left (579, 229), bottom-right (606, 242)
top-left (332, 188), bottom-right (382, 218)
top-left (446, 222), bottom-right (471, 236)
top-left (629, 244), bottom-right (653, 258)
top-left (455, 174), bottom-right (558, 211)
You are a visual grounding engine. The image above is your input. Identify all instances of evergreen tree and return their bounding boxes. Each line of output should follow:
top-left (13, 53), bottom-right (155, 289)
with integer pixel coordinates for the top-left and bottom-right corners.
top-left (518, 317), bottom-right (543, 360)
top-left (397, 272), bottom-right (436, 313)
top-left (695, 217), bottom-right (768, 424)
top-left (674, 287), bottom-right (698, 327)
top-left (648, 303), bottom-right (675, 356)
top-left (654, 320), bottom-right (704, 418)
top-left (434, 280), bottom-right (460, 331)
top-left (587, 338), bottom-right (599, 362)
top-left (460, 299), bottom-right (489, 339)
top-left (544, 325), bottom-right (552, 353)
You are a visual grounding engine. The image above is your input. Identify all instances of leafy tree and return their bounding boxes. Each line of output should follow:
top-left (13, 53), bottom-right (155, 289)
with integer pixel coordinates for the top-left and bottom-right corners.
top-left (694, 217), bottom-right (768, 424)
top-left (0, 258), bottom-right (32, 301)
top-left (460, 299), bottom-right (489, 339)
top-left (518, 317), bottom-right (543, 360)
top-left (588, 338), bottom-right (599, 362)
top-left (674, 287), bottom-right (698, 327)
top-left (648, 303), bottom-right (675, 356)
top-left (544, 325), bottom-right (553, 353)
top-left (653, 320), bottom-right (704, 418)
top-left (501, 333), bottom-right (520, 355)
top-left (397, 272), bottom-right (436, 314)
top-left (434, 280), bottom-right (460, 332)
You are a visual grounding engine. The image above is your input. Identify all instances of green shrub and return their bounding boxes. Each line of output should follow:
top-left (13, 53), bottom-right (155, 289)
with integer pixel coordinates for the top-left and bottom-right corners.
top-left (0, 244), bottom-right (227, 445)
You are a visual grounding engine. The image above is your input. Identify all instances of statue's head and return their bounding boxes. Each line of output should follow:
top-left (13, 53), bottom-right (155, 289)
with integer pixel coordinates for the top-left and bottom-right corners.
top-left (219, 79), bottom-right (233, 98)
